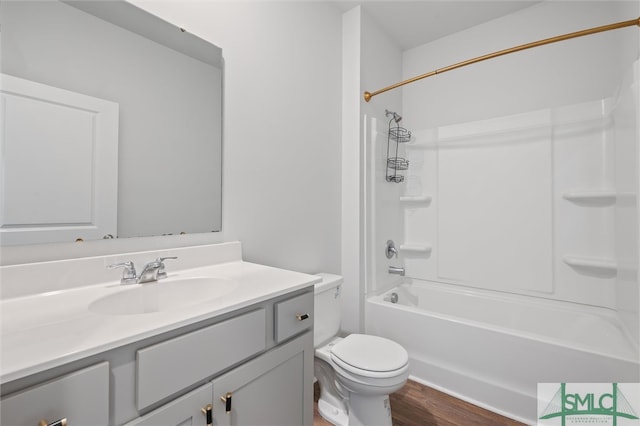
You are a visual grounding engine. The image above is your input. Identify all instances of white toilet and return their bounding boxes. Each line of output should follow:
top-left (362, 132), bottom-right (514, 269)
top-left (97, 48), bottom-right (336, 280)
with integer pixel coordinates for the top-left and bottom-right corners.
top-left (314, 273), bottom-right (409, 426)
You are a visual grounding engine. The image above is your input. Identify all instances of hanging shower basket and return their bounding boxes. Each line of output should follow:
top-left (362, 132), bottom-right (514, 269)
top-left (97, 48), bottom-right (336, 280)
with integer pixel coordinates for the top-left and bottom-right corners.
top-left (385, 109), bottom-right (411, 183)
top-left (387, 157), bottom-right (409, 170)
top-left (389, 126), bottom-right (412, 143)
top-left (386, 175), bottom-right (405, 183)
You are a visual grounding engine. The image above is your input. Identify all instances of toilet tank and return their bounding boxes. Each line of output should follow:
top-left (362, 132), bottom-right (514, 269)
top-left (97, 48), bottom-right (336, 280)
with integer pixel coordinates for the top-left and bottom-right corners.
top-left (314, 273), bottom-right (343, 347)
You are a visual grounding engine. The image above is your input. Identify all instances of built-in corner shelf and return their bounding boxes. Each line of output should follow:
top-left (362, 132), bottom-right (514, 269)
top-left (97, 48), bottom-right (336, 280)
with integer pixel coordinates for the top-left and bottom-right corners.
top-left (562, 190), bottom-right (616, 206)
top-left (563, 255), bottom-right (617, 277)
top-left (400, 195), bottom-right (432, 204)
top-left (400, 244), bottom-right (432, 255)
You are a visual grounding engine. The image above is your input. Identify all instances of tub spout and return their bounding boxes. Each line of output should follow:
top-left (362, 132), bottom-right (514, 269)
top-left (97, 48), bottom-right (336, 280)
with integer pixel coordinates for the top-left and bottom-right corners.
top-left (388, 266), bottom-right (405, 276)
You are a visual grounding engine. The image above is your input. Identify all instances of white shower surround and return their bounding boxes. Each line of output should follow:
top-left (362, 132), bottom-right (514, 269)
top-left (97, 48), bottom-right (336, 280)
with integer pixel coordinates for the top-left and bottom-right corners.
top-left (363, 1), bottom-right (640, 423)
top-left (365, 92), bottom-right (640, 423)
top-left (396, 96), bottom-right (629, 308)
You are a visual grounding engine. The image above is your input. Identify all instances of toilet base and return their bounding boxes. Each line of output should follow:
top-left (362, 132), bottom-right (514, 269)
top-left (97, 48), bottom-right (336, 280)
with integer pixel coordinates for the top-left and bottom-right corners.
top-left (348, 393), bottom-right (393, 426)
top-left (318, 398), bottom-right (349, 426)
top-left (317, 390), bottom-right (394, 426)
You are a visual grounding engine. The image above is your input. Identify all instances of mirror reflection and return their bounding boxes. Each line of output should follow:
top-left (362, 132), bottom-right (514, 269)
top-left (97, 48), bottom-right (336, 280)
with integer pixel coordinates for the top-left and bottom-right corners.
top-left (0, 0), bottom-right (223, 246)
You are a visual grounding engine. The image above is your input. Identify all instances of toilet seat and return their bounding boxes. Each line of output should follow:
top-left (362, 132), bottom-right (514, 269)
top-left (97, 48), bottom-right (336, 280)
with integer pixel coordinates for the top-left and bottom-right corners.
top-left (330, 334), bottom-right (409, 379)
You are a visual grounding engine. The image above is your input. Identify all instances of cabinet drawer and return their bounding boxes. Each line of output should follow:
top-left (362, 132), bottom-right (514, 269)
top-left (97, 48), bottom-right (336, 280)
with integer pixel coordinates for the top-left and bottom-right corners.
top-left (137, 308), bottom-right (266, 410)
top-left (0, 362), bottom-right (109, 426)
top-left (274, 291), bottom-right (313, 343)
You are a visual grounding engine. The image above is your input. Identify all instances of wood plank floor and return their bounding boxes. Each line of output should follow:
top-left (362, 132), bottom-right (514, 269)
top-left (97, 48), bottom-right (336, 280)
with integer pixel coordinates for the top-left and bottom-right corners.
top-left (314, 380), bottom-right (526, 426)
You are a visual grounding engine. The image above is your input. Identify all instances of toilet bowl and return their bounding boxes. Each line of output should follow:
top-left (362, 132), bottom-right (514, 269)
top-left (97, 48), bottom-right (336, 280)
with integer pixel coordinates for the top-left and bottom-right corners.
top-left (314, 274), bottom-right (409, 426)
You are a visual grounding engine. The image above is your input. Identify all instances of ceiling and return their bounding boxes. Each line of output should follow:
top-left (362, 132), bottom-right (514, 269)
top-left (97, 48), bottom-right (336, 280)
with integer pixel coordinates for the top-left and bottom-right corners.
top-left (335, 1), bottom-right (541, 50)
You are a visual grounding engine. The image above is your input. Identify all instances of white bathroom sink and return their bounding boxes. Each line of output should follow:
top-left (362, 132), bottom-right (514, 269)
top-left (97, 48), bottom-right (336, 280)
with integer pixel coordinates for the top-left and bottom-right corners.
top-left (88, 277), bottom-right (237, 315)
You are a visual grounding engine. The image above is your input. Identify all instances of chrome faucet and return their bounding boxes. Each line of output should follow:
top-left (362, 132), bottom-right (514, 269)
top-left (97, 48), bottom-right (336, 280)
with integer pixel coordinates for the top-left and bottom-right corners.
top-left (154, 256), bottom-right (177, 280)
top-left (107, 261), bottom-right (138, 284)
top-left (137, 257), bottom-right (178, 283)
top-left (107, 256), bottom-right (177, 284)
top-left (388, 266), bottom-right (405, 276)
top-left (137, 260), bottom-right (164, 283)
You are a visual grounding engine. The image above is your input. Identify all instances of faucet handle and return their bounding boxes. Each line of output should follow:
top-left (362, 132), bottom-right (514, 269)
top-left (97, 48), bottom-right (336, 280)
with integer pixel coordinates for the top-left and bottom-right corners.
top-left (107, 261), bottom-right (137, 284)
top-left (155, 256), bottom-right (177, 280)
top-left (385, 240), bottom-right (398, 259)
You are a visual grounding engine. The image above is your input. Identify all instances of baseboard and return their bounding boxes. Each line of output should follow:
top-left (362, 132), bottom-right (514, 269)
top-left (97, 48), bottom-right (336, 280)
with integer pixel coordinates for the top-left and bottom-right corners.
top-left (408, 355), bottom-right (537, 425)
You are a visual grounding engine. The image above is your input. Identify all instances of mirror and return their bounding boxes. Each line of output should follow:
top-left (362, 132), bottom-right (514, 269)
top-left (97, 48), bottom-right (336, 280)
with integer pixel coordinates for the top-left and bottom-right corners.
top-left (0, 0), bottom-right (223, 246)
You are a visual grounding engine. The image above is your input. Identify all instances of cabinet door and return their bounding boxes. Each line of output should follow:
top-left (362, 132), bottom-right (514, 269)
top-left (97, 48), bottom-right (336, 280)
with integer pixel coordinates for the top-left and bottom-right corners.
top-left (0, 362), bottom-right (109, 426)
top-left (124, 383), bottom-right (212, 426)
top-left (212, 334), bottom-right (312, 426)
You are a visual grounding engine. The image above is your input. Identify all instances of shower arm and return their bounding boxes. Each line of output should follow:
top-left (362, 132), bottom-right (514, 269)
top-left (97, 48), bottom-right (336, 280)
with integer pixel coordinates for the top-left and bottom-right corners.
top-left (363, 16), bottom-right (640, 102)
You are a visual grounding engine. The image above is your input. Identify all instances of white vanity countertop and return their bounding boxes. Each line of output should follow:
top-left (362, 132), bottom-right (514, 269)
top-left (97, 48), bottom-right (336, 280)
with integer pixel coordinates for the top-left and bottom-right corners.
top-left (0, 254), bottom-right (320, 383)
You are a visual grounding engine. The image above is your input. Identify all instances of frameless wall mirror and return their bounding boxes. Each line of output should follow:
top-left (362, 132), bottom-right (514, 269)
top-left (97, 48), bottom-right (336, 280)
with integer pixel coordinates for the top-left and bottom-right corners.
top-left (0, 0), bottom-right (223, 246)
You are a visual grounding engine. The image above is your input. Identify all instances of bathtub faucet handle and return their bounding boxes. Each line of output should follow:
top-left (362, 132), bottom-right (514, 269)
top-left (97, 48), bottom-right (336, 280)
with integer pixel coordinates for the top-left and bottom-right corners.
top-left (385, 240), bottom-right (398, 259)
top-left (388, 266), bottom-right (405, 276)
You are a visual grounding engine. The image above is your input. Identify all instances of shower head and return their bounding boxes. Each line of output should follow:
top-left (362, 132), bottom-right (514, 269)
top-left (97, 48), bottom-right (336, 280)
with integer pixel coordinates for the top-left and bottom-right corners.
top-left (385, 109), bottom-right (402, 123)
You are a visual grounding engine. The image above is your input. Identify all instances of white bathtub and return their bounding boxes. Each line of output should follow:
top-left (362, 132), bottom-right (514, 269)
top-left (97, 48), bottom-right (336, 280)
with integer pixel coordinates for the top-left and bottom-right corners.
top-left (366, 279), bottom-right (640, 424)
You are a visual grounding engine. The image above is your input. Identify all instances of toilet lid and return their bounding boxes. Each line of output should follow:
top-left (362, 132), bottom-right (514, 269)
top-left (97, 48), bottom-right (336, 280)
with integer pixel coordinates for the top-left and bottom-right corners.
top-left (330, 334), bottom-right (408, 373)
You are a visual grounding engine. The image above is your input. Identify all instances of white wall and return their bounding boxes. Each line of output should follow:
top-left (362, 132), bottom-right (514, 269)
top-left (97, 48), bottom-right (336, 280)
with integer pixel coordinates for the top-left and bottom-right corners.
top-left (613, 0), bottom-right (640, 347)
top-left (341, 6), bottom-right (403, 333)
top-left (341, 7), bottom-right (363, 334)
top-left (402, 1), bottom-right (636, 127)
top-left (360, 12), bottom-right (405, 298)
top-left (614, 57), bottom-right (640, 346)
top-left (131, 1), bottom-right (343, 275)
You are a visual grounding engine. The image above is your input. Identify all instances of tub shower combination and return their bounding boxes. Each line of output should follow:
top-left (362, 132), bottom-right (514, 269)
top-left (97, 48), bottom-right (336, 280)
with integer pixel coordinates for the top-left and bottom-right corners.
top-left (366, 97), bottom-right (640, 423)
top-left (366, 98), bottom-right (640, 423)
top-left (362, 15), bottom-right (640, 424)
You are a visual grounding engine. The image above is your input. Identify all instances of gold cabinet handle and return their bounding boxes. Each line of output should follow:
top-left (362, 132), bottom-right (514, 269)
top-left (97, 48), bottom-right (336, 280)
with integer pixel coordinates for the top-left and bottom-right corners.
top-left (296, 313), bottom-right (309, 321)
top-left (220, 392), bottom-right (233, 413)
top-left (201, 404), bottom-right (213, 426)
top-left (39, 419), bottom-right (67, 426)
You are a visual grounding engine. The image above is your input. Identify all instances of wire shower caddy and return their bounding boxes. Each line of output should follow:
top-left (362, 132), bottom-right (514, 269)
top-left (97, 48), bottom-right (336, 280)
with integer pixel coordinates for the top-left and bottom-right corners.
top-left (385, 109), bottom-right (411, 183)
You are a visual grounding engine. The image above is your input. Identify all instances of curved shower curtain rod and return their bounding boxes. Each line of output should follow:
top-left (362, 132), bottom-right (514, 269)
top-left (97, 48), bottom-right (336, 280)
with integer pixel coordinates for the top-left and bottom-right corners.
top-left (363, 17), bottom-right (640, 102)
